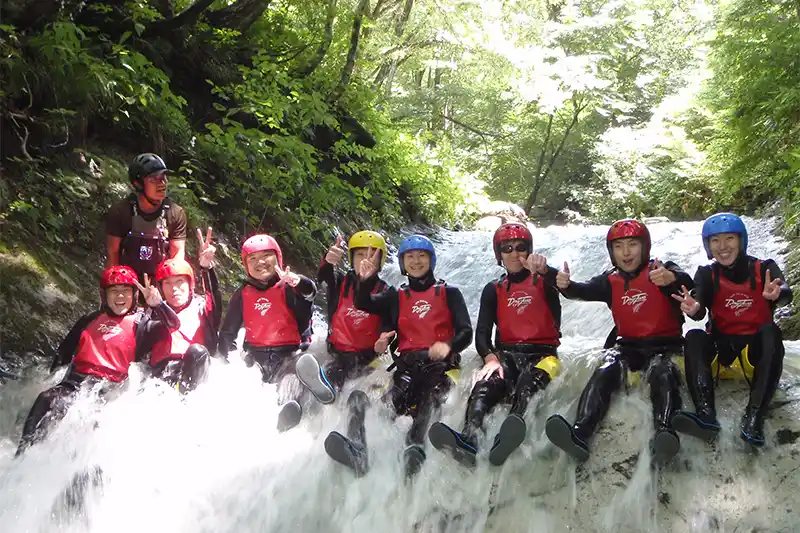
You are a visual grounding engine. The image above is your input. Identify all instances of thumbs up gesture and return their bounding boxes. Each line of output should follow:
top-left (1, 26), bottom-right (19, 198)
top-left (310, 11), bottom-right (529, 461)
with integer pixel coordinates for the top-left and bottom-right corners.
top-left (648, 258), bottom-right (676, 287)
top-left (556, 262), bottom-right (571, 290)
top-left (325, 235), bottom-right (346, 266)
top-left (763, 270), bottom-right (783, 301)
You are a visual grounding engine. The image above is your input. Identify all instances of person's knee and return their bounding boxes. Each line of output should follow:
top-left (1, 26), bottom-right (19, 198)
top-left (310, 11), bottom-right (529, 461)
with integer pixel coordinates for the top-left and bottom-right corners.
top-left (185, 344), bottom-right (210, 363)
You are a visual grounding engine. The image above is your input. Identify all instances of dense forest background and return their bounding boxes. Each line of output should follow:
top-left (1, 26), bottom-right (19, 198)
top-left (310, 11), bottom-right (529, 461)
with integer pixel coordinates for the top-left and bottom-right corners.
top-left (2, 0), bottom-right (800, 355)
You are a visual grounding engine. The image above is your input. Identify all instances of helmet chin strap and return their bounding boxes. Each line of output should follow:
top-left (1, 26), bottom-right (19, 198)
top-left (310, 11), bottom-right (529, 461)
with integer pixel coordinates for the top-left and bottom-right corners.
top-left (134, 181), bottom-right (162, 209)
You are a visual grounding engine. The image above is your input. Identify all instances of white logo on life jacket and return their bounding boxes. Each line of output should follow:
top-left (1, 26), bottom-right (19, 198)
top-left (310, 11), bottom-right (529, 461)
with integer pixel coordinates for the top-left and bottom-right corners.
top-left (725, 293), bottom-right (753, 316)
top-left (621, 290), bottom-right (647, 313)
top-left (507, 291), bottom-right (533, 315)
top-left (345, 306), bottom-right (370, 326)
top-left (97, 321), bottom-right (123, 341)
top-left (412, 299), bottom-right (432, 319)
top-left (254, 297), bottom-right (272, 316)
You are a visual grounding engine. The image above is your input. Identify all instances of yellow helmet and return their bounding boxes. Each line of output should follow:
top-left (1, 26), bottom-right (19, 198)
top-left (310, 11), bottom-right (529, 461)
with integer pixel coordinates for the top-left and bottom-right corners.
top-left (348, 230), bottom-right (388, 268)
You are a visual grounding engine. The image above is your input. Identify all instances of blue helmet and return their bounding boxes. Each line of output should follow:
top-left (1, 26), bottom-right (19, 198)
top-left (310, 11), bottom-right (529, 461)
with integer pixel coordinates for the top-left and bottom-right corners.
top-left (701, 213), bottom-right (748, 260)
top-left (398, 235), bottom-right (436, 275)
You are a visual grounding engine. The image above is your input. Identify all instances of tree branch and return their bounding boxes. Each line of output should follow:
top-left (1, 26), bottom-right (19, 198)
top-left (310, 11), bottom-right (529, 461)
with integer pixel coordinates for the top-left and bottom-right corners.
top-left (330, 0), bottom-right (369, 102)
top-left (205, 0), bottom-right (271, 32)
top-left (298, 0), bottom-right (338, 76)
top-left (443, 115), bottom-right (505, 138)
top-left (143, 0), bottom-right (216, 37)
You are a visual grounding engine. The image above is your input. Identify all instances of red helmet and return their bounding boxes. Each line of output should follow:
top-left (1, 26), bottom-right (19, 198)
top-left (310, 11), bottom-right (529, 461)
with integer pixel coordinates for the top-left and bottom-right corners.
top-left (241, 234), bottom-right (283, 270)
top-left (155, 258), bottom-right (195, 294)
top-left (101, 265), bottom-right (139, 288)
top-left (606, 219), bottom-right (651, 267)
top-left (493, 223), bottom-right (533, 265)
top-left (100, 265), bottom-right (139, 312)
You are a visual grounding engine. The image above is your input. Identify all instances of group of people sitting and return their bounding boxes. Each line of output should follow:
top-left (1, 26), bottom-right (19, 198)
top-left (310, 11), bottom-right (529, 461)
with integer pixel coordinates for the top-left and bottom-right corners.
top-left (14, 153), bottom-right (792, 482)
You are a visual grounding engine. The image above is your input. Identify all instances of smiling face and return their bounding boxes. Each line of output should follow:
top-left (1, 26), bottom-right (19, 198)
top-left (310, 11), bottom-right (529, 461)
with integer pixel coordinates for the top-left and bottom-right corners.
top-left (351, 247), bottom-right (378, 270)
top-left (500, 239), bottom-right (530, 273)
top-left (161, 275), bottom-right (191, 309)
top-left (106, 285), bottom-right (134, 316)
top-left (403, 250), bottom-right (431, 278)
top-left (708, 233), bottom-right (741, 267)
top-left (611, 237), bottom-right (643, 273)
top-left (245, 250), bottom-right (279, 281)
top-left (139, 172), bottom-right (168, 204)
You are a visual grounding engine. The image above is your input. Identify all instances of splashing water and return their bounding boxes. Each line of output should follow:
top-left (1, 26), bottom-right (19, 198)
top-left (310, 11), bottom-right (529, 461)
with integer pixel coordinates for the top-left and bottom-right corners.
top-left (1, 218), bottom-right (798, 533)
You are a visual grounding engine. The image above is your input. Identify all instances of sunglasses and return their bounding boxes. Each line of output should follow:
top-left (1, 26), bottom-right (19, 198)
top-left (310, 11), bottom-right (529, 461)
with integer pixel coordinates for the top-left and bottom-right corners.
top-left (143, 173), bottom-right (168, 183)
top-left (500, 243), bottom-right (529, 254)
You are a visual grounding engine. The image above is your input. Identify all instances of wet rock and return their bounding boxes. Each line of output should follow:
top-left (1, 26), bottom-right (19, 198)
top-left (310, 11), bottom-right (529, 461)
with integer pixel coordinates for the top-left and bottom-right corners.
top-left (775, 428), bottom-right (800, 445)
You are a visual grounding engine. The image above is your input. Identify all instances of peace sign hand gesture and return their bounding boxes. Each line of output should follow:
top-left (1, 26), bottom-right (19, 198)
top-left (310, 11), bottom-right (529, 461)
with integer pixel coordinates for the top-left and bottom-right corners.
top-left (325, 235), bottom-right (346, 266)
top-left (134, 274), bottom-right (163, 307)
top-left (671, 285), bottom-right (700, 316)
top-left (197, 227), bottom-right (216, 269)
top-left (763, 270), bottom-right (783, 301)
top-left (275, 265), bottom-right (301, 288)
top-left (357, 247), bottom-right (381, 281)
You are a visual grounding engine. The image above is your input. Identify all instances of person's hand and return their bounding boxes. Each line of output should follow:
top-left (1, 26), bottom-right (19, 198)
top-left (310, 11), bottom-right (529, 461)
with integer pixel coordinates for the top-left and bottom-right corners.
top-left (276, 265), bottom-right (300, 287)
top-left (475, 354), bottom-right (504, 381)
top-left (763, 270), bottom-right (783, 301)
top-left (197, 227), bottom-right (216, 269)
top-left (671, 285), bottom-right (701, 315)
top-left (134, 274), bottom-right (163, 307)
top-left (374, 330), bottom-right (396, 353)
top-left (556, 262), bottom-right (571, 290)
top-left (522, 253), bottom-right (548, 275)
top-left (649, 258), bottom-right (676, 287)
top-left (325, 235), bottom-right (346, 266)
top-left (428, 341), bottom-right (450, 361)
top-left (357, 247), bottom-right (381, 281)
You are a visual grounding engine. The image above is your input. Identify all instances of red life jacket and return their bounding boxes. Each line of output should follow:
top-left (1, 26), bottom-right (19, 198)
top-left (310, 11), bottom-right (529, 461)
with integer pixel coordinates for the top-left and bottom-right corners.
top-left (329, 276), bottom-right (385, 352)
top-left (73, 312), bottom-right (139, 382)
top-left (241, 282), bottom-right (301, 347)
top-left (711, 260), bottom-right (773, 335)
top-left (495, 274), bottom-right (560, 346)
top-left (397, 282), bottom-right (454, 352)
top-left (609, 266), bottom-right (682, 339)
top-left (149, 298), bottom-right (208, 366)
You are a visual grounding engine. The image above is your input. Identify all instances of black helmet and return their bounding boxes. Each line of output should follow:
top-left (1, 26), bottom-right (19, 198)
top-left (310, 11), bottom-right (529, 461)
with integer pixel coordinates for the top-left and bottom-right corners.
top-left (128, 153), bottom-right (169, 183)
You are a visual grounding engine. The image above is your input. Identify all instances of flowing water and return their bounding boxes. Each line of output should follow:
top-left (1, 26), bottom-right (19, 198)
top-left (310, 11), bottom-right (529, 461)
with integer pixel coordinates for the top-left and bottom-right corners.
top-left (1, 219), bottom-right (799, 533)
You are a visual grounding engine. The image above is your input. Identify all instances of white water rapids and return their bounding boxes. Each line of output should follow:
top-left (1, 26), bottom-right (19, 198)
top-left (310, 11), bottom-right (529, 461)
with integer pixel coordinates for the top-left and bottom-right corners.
top-left (1, 219), bottom-right (799, 533)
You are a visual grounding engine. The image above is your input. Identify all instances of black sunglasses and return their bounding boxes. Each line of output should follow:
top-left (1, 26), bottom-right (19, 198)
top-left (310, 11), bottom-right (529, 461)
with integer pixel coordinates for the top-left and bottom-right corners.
top-left (500, 243), bottom-right (529, 254)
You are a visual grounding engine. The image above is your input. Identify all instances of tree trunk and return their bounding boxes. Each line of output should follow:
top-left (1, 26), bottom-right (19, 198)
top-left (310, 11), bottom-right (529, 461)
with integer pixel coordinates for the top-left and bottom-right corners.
top-left (144, 0), bottom-right (216, 37)
top-left (205, 0), bottom-right (271, 32)
top-left (524, 97), bottom-right (586, 214)
top-left (330, 0), bottom-right (369, 102)
top-left (298, 0), bottom-right (338, 76)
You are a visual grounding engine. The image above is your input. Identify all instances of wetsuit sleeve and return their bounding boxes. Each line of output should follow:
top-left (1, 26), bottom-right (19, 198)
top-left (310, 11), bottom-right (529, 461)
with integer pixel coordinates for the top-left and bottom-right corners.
top-left (354, 279), bottom-right (398, 318)
top-left (688, 266), bottom-right (712, 322)
top-left (317, 259), bottom-right (336, 287)
top-left (762, 259), bottom-right (793, 307)
top-left (659, 261), bottom-right (694, 296)
top-left (475, 282), bottom-right (498, 360)
top-left (198, 267), bottom-right (223, 331)
top-left (445, 286), bottom-right (473, 354)
top-left (218, 287), bottom-right (244, 355)
top-left (560, 272), bottom-right (612, 304)
top-left (52, 311), bottom-right (101, 372)
top-left (284, 282), bottom-right (314, 339)
top-left (291, 275), bottom-right (316, 301)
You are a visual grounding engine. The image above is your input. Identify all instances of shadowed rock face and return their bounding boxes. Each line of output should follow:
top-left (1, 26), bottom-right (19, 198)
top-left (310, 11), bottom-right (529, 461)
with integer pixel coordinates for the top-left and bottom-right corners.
top-left (0, 219), bottom-right (797, 533)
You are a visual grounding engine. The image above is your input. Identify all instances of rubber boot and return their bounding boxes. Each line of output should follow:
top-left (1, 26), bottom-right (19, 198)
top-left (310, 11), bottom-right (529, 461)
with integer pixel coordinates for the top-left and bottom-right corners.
top-left (325, 390), bottom-right (370, 475)
top-left (490, 369), bottom-right (550, 466)
top-left (648, 356), bottom-right (682, 465)
top-left (741, 324), bottom-right (784, 446)
top-left (672, 330), bottom-right (720, 442)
